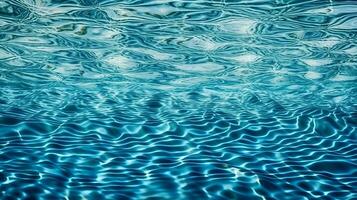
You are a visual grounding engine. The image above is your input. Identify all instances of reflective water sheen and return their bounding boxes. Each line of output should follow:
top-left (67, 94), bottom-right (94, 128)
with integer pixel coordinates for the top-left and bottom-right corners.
top-left (1, 0), bottom-right (357, 199)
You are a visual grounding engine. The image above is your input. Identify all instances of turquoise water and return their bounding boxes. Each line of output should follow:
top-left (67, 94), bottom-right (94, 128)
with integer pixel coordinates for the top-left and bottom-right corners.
top-left (1, 0), bottom-right (357, 199)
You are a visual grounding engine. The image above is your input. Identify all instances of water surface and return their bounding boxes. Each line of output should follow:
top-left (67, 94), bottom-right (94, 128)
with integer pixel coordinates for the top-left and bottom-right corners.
top-left (0, 0), bottom-right (357, 199)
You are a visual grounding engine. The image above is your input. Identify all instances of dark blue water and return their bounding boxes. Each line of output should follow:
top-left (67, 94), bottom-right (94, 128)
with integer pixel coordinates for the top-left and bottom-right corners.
top-left (1, 0), bottom-right (357, 199)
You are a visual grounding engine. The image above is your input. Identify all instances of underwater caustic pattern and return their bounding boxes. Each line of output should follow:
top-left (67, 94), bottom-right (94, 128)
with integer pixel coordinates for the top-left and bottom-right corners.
top-left (0, 0), bottom-right (357, 199)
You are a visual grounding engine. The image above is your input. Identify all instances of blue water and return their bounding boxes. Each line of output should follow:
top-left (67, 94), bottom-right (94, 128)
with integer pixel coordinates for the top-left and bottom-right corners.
top-left (1, 0), bottom-right (357, 199)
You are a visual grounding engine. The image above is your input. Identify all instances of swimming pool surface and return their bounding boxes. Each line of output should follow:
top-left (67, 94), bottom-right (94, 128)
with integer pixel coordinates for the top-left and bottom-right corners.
top-left (0, 0), bottom-right (357, 199)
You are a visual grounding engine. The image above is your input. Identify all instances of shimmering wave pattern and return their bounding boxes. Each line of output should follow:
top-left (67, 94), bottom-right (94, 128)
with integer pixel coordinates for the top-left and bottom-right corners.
top-left (0, 0), bottom-right (357, 199)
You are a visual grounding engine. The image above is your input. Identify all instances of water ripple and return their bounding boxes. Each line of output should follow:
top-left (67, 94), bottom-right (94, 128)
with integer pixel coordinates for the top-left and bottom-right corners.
top-left (1, 0), bottom-right (357, 199)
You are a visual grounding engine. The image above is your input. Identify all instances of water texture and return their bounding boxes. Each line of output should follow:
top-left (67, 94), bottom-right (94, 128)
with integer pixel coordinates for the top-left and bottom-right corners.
top-left (1, 0), bottom-right (357, 199)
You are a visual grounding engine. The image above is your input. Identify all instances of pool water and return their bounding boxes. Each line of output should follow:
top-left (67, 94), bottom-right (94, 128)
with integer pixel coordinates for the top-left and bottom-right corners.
top-left (0, 0), bottom-right (357, 199)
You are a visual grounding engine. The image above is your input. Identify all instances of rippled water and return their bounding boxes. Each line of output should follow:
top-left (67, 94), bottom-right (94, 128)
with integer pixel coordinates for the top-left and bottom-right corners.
top-left (1, 0), bottom-right (357, 199)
